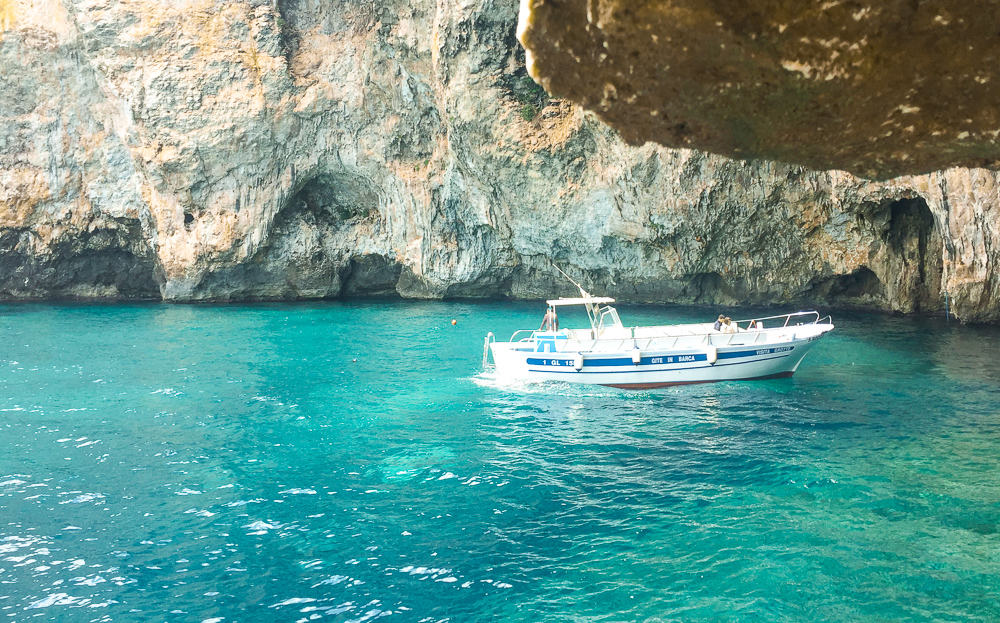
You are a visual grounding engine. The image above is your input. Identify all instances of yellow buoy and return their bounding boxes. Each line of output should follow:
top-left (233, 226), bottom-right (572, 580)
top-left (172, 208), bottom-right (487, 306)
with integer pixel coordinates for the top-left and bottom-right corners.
top-left (451, 319), bottom-right (457, 325)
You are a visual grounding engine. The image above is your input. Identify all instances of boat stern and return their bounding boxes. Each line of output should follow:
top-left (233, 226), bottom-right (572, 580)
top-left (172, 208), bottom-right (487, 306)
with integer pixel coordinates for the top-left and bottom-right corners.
top-left (489, 341), bottom-right (533, 380)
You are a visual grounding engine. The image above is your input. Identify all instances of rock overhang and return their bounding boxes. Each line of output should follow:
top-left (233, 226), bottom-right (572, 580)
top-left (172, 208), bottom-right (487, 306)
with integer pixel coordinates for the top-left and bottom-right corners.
top-left (517, 0), bottom-right (1000, 180)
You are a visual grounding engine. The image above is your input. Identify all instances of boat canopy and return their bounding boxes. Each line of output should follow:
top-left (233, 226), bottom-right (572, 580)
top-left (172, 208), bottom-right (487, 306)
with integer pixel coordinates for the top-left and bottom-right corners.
top-left (545, 296), bottom-right (616, 307)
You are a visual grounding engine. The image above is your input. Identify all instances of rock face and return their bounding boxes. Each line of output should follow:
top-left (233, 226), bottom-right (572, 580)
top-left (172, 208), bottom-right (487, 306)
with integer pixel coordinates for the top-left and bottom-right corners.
top-left (0, 0), bottom-right (998, 322)
top-left (518, 0), bottom-right (1000, 179)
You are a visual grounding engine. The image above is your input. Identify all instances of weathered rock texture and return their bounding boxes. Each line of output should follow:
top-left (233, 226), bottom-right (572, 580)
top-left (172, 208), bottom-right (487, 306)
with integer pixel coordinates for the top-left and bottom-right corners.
top-left (518, 0), bottom-right (1000, 179)
top-left (1, 0), bottom-right (998, 322)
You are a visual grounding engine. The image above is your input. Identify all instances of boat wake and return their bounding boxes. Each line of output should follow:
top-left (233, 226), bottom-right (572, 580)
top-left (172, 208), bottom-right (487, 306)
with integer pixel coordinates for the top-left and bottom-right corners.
top-left (469, 370), bottom-right (623, 397)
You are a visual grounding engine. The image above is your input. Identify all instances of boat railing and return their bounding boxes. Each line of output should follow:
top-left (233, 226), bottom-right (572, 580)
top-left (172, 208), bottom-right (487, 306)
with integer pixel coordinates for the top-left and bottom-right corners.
top-left (639, 310), bottom-right (826, 332)
top-left (503, 311), bottom-right (830, 347)
top-left (772, 310), bottom-right (822, 327)
top-left (509, 329), bottom-right (537, 342)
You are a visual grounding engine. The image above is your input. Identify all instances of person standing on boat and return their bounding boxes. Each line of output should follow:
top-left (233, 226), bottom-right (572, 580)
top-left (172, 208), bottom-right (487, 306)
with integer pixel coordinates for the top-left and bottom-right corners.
top-left (540, 307), bottom-right (559, 332)
top-left (713, 314), bottom-right (725, 331)
top-left (722, 317), bottom-right (738, 333)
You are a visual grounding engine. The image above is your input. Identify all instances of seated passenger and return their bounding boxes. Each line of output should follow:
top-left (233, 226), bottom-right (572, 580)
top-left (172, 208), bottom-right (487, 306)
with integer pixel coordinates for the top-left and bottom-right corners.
top-left (713, 314), bottom-right (725, 331)
top-left (722, 317), bottom-right (738, 333)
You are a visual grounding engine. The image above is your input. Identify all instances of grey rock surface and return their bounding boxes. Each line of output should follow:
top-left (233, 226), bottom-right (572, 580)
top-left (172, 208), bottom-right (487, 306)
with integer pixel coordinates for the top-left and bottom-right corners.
top-left (0, 0), bottom-right (998, 322)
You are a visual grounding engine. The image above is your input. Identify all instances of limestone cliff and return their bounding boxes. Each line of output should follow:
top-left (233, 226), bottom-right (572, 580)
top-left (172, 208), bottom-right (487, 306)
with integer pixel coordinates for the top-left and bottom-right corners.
top-left (1, 0), bottom-right (998, 322)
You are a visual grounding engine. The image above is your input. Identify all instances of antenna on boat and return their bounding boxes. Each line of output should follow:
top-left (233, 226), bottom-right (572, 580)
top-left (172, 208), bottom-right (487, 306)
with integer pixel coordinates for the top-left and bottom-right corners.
top-left (550, 261), bottom-right (590, 299)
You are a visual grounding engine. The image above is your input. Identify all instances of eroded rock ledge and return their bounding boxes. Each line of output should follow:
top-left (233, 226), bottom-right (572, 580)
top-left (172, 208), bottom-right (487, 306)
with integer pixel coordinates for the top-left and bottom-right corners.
top-left (518, 0), bottom-right (1000, 179)
top-left (1, 0), bottom-right (998, 322)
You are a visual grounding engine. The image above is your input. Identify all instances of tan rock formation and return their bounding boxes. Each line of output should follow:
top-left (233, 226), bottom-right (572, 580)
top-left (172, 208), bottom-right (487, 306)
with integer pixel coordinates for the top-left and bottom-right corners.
top-left (0, 0), bottom-right (998, 322)
top-left (518, 0), bottom-right (1000, 179)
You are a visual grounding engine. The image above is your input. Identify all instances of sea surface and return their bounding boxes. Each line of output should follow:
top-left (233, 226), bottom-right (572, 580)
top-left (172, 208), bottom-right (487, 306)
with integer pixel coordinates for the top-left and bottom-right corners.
top-left (1, 301), bottom-right (998, 622)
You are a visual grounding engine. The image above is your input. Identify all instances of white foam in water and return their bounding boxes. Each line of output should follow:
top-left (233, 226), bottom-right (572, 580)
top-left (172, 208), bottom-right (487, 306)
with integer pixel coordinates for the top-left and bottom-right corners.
top-left (399, 566), bottom-right (452, 577)
top-left (26, 592), bottom-right (79, 609)
top-left (270, 597), bottom-right (317, 608)
top-left (59, 493), bottom-right (104, 504)
top-left (225, 498), bottom-right (265, 507)
top-left (244, 520), bottom-right (281, 535)
top-left (150, 388), bottom-right (182, 396)
top-left (312, 574), bottom-right (349, 587)
top-left (469, 371), bottom-right (619, 398)
top-left (280, 488), bottom-right (317, 495)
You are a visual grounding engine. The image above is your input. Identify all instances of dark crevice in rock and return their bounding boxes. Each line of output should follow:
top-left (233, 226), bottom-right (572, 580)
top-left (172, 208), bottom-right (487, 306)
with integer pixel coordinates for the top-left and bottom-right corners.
top-left (802, 196), bottom-right (944, 314)
top-left (496, 22), bottom-right (552, 121)
top-left (0, 223), bottom-right (162, 300)
top-left (828, 267), bottom-right (883, 301)
top-left (289, 173), bottom-right (377, 222)
top-left (884, 197), bottom-right (943, 313)
top-left (273, 0), bottom-right (295, 60)
top-left (342, 254), bottom-right (402, 297)
top-left (190, 172), bottom-right (381, 300)
top-left (688, 271), bottom-right (732, 304)
top-left (804, 267), bottom-right (885, 310)
top-left (443, 273), bottom-right (514, 299)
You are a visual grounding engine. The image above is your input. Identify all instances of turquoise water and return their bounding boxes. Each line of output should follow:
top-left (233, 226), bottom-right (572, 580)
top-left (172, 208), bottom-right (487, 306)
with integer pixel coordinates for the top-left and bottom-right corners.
top-left (1, 301), bottom-right (998, 622)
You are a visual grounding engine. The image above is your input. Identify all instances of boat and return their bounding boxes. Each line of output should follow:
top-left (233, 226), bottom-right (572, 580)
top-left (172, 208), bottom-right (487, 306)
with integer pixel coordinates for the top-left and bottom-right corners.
top-left (482, 289), bottom-right (834, 390)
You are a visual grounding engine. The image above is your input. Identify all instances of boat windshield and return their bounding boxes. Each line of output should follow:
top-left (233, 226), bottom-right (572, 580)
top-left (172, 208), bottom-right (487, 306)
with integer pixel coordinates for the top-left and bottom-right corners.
top-left (597, 306), bottom-right (622, 332)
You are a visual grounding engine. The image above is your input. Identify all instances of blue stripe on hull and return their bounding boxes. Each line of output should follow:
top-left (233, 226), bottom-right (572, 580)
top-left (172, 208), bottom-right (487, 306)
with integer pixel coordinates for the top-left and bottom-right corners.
top-left (526, 345), bottom-right (795, 369)
top-left (527, 353), bottom-right (793, 374)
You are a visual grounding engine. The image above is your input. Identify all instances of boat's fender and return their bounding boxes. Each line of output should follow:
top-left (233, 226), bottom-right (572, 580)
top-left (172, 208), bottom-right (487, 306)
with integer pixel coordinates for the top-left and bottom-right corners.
top-left (631, 349), bottom-right (642, 365)
top-left (574, 353), bottom-right (584, 371)
top-left (705, 345), bottom-right (718, 365)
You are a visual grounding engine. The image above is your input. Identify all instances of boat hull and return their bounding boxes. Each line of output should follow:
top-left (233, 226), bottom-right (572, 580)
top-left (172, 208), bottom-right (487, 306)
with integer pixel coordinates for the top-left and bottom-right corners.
top-left (490, 328), bottom-right (829, 389)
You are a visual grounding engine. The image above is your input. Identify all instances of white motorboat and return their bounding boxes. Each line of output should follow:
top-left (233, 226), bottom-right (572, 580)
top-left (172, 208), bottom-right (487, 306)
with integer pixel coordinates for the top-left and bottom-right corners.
top-left (483, 292), bottom-right (834, 390)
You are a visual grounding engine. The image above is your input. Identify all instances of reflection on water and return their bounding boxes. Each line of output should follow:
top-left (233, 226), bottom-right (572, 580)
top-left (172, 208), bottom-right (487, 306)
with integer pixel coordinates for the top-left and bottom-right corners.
top-left (0, 301), bottom-right (998, 621)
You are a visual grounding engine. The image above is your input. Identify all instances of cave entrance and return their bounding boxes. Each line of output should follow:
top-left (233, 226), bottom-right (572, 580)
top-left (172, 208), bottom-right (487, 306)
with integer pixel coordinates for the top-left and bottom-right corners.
top-left (803, 266), bottom-right (884, 309)
top-left (287, 174), bottom-right (377, 222)
top-left (884, 197), bottom-right (943, 313)
top-left (826, 266), bottom-right (883, 302)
